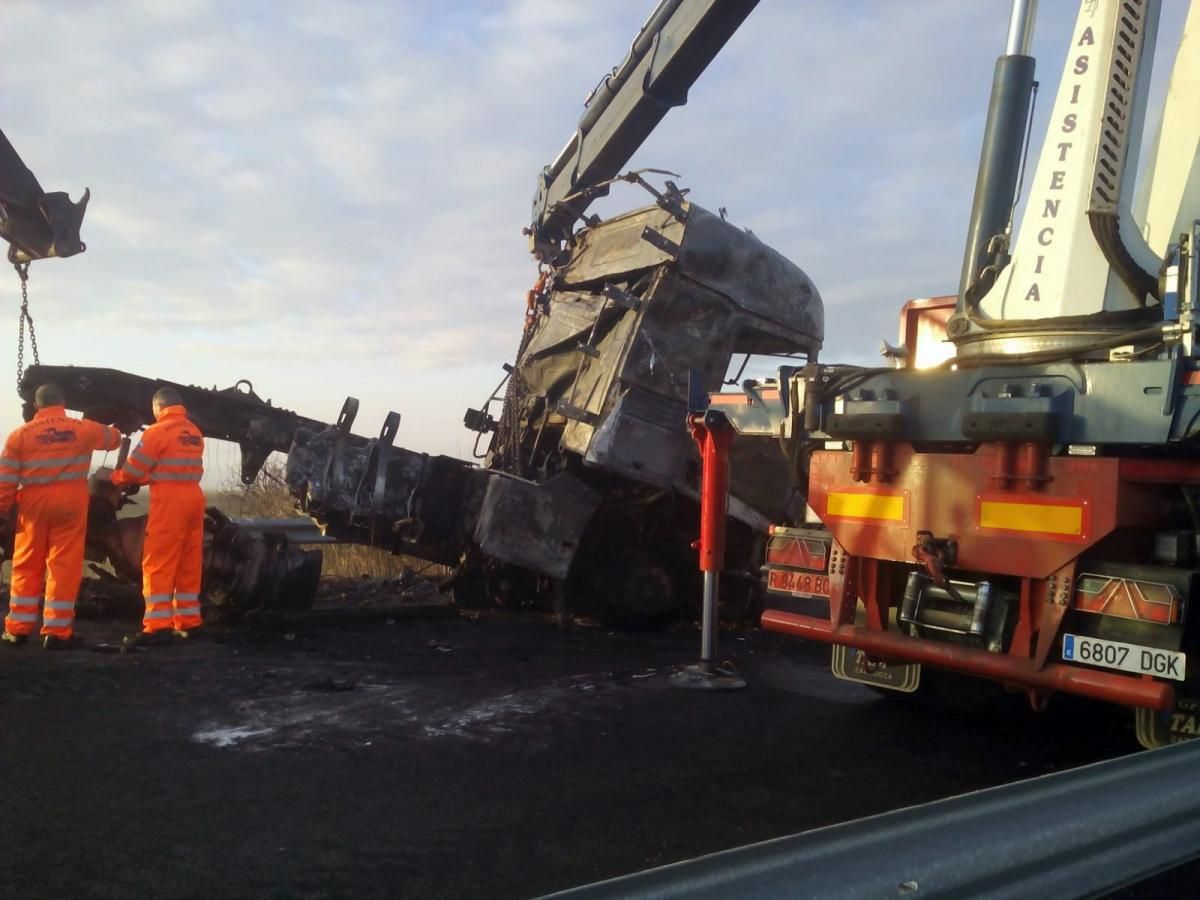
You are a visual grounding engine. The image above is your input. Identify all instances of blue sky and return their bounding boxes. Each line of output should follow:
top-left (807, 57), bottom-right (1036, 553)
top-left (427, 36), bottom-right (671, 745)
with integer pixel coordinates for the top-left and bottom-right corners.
top-left (0, 0), bottom-right (1190, 481)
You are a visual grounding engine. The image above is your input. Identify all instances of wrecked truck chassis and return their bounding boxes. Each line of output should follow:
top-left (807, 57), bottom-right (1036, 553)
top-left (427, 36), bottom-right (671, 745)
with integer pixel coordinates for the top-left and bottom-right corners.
top-left (22, 196), bottom-right (823, 621)
top-left (22, 364), bottom-right (602, 612)
top-left (22, 365), bottom-right (601, 582)
top-left (22, 364), bottom-right (698, 621)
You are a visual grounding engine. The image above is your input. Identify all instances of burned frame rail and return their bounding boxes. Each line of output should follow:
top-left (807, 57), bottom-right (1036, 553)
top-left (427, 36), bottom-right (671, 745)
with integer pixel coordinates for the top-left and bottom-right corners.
top-left (18, 364), bottom-right (586, 580)
top-left (19, 364), bottom-right (358, 483)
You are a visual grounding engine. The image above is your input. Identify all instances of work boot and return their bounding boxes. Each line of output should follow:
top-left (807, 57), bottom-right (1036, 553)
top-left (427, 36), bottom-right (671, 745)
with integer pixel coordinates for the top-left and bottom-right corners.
top-left (1, 631), bottom-right (27, 647)
top-left (171, 626), bottom-right (204, 640)
top-left (42, 634), bottom-right (83, 651)
top-left (122, 630), bottom-right (172, 651)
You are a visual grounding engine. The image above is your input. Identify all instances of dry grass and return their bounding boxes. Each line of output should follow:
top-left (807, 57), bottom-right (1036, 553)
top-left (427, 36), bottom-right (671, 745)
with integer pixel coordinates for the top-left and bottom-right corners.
top-left (211, 462), bottom-right (449, 579)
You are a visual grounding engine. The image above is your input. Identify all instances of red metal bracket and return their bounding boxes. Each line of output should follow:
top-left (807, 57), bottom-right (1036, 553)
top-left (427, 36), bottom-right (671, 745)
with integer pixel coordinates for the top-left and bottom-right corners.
top-left (1032, 560), bottom-right (1076, 671)
top-left (827, 541), bottom-right (858, 628)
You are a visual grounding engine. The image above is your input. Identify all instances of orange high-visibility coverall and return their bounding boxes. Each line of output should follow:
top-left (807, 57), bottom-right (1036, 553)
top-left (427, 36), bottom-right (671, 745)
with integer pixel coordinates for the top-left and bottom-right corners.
top-left (112, 405), bottom-right (206, 633)
top-left (0, 407), bottom-right (121, 638)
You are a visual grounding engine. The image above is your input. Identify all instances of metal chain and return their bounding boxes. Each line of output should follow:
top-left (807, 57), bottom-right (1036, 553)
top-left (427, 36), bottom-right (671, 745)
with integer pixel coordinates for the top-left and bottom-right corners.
top-left (15, 263), bottom-right (38, 390)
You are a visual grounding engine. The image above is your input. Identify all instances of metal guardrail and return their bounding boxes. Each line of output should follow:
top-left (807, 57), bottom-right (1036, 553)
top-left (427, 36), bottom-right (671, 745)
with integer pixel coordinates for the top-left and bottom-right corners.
top-left (543, 739), bottom-right (1200, 899)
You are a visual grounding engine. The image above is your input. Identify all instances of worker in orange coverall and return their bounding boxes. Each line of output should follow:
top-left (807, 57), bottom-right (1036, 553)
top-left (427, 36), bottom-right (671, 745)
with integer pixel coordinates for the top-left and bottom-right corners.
top-left (112, 386), bottom-right (205, 647)
top-left (0, 383), bottom-right (121, 649)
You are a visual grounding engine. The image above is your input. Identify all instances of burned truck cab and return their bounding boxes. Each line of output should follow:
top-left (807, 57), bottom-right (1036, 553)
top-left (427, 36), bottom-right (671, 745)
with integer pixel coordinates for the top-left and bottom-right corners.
top-left (467, 197), bottom-right (823, 620)
top-left (490, 200), bottom-right (820, 498)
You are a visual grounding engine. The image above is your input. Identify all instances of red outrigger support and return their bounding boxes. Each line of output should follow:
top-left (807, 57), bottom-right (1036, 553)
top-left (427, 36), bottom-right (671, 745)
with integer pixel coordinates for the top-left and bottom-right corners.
top-left (674, 406), bottom-right (745, 690)
top-left (690, 408), bottom-right (734, 665)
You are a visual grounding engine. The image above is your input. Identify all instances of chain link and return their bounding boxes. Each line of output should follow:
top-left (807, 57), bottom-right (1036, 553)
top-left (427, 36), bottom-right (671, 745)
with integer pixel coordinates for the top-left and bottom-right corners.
top-left (15, 263), bottom-right (39, 391)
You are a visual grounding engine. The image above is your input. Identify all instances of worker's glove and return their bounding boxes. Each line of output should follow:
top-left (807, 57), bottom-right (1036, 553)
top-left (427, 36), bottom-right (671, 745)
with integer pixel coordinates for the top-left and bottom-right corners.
top-left (104, 468), bottom-right (140, 497)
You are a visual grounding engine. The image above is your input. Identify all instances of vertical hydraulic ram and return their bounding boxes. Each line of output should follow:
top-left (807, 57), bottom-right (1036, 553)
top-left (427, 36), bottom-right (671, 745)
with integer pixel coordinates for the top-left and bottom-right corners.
top-left (952, 0), bottom-right (1038, 327)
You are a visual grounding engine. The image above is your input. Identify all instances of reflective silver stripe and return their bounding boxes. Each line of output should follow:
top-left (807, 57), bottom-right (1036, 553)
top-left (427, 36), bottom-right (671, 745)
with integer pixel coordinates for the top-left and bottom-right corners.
top-left (144, 608), bottom-right (174, 620)
top-left (157, 457), bottom-right (203, 467)
top-left (130, 448), bottom-right (154, 466)
top-left (24, 461), bottom-right (90, 474)
top-left (9, 597), bottom-right (40, 609)
top-left (150, 472), bottom-right (202, 482)
top-left (45, 601), bottom-right (75, 611)
top-left (0, 456), bottom-right (19, 469)
top-left (6, 612), bottom-right (38, 623)
top-left (21, 454), bottom-right (91, 469)
top-left (174, 593), bottom-right (200, 601)
top-left (0, 474), bottom-right (19, 483)
top-left (20, 472), bottom-right (88, 485)
top-left (146, 594), bottom-right (174, 603)
top-left (122, 460), bottom-right (148, 477)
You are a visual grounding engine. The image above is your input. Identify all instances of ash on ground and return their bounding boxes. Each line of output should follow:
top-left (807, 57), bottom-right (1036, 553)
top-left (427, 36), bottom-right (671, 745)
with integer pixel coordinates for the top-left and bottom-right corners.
top-left (315, 571), bottom-right (447, 608)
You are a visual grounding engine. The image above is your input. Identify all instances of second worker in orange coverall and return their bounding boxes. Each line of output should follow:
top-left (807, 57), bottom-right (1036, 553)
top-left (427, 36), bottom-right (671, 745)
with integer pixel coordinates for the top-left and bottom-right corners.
top-left (0, 383), bottom-right (122, 649)
top-left (112, 387), bottom-right (206, 646)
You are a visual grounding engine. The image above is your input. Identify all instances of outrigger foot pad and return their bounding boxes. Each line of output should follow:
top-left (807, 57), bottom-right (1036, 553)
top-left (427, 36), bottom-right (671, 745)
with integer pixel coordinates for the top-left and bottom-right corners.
top-left (670, 661), bottom-right (747, 691)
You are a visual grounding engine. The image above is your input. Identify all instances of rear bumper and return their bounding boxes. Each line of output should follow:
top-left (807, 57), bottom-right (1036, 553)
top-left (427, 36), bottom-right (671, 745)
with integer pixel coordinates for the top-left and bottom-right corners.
top-left (761, 609), bottom-right (1176, 711)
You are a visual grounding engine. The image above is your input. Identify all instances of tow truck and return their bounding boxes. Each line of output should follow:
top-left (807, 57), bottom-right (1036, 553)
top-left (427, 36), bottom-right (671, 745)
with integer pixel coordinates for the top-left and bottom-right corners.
top-left (703, 0), bottom-right (1200, 747)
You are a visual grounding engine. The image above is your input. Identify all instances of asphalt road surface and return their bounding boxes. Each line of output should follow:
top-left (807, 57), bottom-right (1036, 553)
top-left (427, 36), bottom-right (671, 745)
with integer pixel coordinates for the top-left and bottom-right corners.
top-left (0, 597), bottom-right (1160, 899)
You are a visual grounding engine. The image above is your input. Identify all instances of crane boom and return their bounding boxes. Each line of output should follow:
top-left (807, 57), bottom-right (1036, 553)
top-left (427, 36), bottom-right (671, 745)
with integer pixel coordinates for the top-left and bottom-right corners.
top-left (528, 0), bottom-right (759, 262)
top-left (0, 128), bottom-right (89, 265)
top-left (970, 0), bottom-right (1164, 331)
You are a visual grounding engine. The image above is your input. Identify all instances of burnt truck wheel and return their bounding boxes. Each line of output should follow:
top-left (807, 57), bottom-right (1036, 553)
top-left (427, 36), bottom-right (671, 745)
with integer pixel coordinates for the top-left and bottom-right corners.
top-left (448, 576), bottom-right (491, 610)
top-left (449, 565), bottom-right (539, 612)
top-left (574, 549), bottom-right (679, 628)
top-left (273, 548), bottom-right (323, 610)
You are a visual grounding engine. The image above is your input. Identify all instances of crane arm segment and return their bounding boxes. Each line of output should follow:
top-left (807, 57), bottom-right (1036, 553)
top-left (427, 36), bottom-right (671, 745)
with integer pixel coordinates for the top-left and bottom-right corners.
top-left (528, 0), bottom-right (759, 262)
top-left (0, 128), bottom-right (89, 265)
